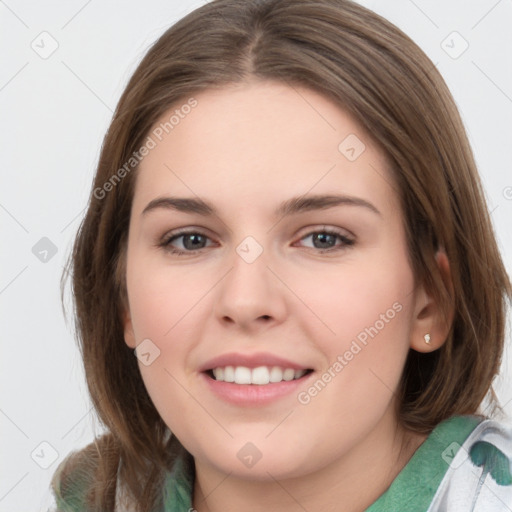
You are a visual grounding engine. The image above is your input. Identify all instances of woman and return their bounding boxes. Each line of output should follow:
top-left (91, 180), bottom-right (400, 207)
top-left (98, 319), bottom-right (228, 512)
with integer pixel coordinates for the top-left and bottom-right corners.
top-left (52, 1), bottom-right (512, 510)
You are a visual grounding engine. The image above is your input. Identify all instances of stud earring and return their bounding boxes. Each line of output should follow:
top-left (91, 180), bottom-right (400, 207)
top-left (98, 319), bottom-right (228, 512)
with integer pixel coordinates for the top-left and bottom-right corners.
top-left (424, 333), bottom-right (431, 345)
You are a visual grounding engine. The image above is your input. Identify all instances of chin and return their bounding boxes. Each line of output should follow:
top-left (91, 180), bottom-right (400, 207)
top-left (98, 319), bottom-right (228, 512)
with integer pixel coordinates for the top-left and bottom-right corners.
top-left (191, 438), bottom-right (318, 481)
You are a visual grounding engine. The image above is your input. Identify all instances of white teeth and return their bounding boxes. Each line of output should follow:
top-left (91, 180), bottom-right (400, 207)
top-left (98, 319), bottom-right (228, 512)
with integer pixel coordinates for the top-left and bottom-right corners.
top-left (294, 369), bottom-right (307, 379)
top-left (212, 367), bottom-right (224, 381)
top-left (210, 365), bottom-right (308, 384)
top-left (269, 366), bottom-right (283, 383)
top-left (283, 368), bottom-right (295, 381)
top-left (224, 366), bottom-right (235, 383)
top-left (252, 366), bottom-right (270, 385)
top-left (234, 366), bottom-right (252, 384)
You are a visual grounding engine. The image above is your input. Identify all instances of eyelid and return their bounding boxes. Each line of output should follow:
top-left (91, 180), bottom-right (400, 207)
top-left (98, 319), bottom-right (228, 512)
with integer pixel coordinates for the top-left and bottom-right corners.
top-left (159, 227), bottom-right (216, 246)
top-left (294, 224), bottom-right (354, 240)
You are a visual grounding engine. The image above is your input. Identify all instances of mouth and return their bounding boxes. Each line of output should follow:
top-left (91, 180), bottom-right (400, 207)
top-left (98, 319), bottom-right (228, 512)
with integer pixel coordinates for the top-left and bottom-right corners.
top-left (205, 365), bottom-right (314, 385)
top-left (199, 352), bottom-right (315, 405)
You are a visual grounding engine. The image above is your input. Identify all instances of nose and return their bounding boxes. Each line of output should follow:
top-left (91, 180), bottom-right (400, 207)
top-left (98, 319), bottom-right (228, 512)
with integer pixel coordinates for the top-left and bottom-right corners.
top-left (213, 244), bottom-right (288, 332)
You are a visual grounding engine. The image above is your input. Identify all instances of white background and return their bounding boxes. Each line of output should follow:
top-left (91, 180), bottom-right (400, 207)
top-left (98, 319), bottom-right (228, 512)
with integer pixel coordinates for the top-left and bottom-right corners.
top-left (1, 0), bottom-right (511, 510)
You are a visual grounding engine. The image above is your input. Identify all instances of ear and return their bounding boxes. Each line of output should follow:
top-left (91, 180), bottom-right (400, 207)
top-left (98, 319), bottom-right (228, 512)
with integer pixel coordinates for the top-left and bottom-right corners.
top-left (410, 250), bottom-right (454, 352)
top-left (123, 308), bottom-right (137, 349)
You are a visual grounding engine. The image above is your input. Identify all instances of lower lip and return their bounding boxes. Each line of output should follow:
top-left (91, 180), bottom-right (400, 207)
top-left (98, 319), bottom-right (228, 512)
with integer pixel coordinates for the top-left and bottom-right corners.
top-left (201, 372), bottom-right (312, 406)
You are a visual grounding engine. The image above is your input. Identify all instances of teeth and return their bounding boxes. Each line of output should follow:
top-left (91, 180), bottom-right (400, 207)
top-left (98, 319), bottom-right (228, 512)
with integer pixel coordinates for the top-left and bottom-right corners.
top-left (283, 368), bottom-right (295, 381)
top-left (210, 365), bottom-right (308, 384)
top-left (269, 366), bottom-right (283, 383)
top-left (295, 369), bottom-right (307, 379)
top-left (212, 367), bottom-right (224, 381)
top-left (224, 366), bottom-right (235, 383)
top-left (252, 366), bottom-right (270, 385)
top-left (234, 366), bottom-right (252, 384)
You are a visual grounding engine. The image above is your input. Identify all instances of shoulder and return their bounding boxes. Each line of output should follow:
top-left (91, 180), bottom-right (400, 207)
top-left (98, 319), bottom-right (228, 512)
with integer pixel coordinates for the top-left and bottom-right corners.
top-left (428, 415), bottom-right (512, 511)
top-left (51, 434), bottom-right (119, 512)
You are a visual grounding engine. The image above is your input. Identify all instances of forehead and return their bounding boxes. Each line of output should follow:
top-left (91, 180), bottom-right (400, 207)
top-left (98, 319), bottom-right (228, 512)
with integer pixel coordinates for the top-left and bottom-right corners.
top-left (132, 81), bottom-right (397, 216)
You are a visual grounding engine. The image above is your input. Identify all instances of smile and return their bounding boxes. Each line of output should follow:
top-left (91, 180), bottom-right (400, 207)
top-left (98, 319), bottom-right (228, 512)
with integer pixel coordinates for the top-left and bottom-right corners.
top-left (199, 352), bottom-right (315, 405)
top-left (209, 366), bottom-right (311, 385)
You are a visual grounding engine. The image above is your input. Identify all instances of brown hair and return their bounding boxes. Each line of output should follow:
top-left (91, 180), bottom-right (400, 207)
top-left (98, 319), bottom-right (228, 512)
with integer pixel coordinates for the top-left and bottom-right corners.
top-left (52, 0), bottom-right (511, 510)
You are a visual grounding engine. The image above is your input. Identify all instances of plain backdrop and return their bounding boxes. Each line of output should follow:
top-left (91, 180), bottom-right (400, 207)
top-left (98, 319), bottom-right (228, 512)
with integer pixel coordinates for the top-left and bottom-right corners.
top-left (1, 0), bottom-right (511, 510)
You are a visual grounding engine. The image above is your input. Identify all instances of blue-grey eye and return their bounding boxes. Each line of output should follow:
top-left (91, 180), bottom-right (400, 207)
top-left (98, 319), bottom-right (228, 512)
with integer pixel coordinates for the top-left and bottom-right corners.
top-left (176, 233), bottom-right (208, 250)
top-left (311, 232), bottom-right (337, 249)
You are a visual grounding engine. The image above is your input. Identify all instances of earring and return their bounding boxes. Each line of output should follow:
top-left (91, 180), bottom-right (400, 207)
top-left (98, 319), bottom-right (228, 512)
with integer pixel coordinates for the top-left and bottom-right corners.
top-left (424, 333), bottom-right (431, 345)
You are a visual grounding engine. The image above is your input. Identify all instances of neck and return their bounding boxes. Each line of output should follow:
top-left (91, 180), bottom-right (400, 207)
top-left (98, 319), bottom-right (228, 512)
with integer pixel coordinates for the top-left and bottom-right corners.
top-left (192, 413), bottom-right (428, 512)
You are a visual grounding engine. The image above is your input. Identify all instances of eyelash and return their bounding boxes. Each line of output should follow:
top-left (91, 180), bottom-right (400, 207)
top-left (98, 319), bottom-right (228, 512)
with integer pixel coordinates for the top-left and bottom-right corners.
top-left (158, 228), bottom-right (355, 256)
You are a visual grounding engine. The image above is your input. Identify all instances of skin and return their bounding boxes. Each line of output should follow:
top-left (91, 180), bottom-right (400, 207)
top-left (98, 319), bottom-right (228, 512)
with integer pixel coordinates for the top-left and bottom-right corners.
top-left (123, 80), bottom-right (450, 512)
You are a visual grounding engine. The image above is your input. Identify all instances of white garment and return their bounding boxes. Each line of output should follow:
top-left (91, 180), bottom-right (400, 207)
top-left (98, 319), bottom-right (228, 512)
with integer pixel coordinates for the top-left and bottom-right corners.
top-left (428, 417), bottom-right (512, 511)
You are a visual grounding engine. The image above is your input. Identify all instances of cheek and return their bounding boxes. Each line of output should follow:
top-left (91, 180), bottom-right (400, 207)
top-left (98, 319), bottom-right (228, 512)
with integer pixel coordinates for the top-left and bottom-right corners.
top-left (126, 252), bottom-right (210, 342)
top-left (125, 251), bottom-right (225, 428)
top-left (291, 251), bottom-right (415, 410)
top-left (128, 282), bottom-right (204, 440)
top-left (295, 255), bottom-right (414, 352)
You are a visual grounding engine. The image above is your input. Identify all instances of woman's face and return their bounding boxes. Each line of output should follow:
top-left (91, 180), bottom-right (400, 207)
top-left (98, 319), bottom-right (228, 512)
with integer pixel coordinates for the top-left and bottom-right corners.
top-left (123, 81), bottom-right (427, 479)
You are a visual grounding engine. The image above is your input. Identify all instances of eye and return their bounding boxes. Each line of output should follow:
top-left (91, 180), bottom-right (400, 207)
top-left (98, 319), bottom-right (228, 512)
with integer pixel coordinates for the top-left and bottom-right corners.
top-left (297, 229), bottom-right (354, 252)
top-left (159, 230), bottom-right (215, 255)
top-left (158, 227), bottom-right (354, 256)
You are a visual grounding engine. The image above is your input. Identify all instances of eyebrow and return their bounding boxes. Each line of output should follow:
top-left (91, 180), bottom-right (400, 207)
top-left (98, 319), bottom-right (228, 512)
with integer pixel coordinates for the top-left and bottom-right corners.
top-left (142, 194), bottom-right (381, 218)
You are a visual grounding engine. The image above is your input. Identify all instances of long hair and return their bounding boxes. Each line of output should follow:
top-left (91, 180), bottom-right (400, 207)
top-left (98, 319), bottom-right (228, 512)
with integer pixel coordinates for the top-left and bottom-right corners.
top-left (52, 0), bottom-right (511, 510)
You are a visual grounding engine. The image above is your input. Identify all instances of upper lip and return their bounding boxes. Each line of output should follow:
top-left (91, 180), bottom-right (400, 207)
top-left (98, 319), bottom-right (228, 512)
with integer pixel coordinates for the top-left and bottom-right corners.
top-left (199, 352), bottom-right (311, 372)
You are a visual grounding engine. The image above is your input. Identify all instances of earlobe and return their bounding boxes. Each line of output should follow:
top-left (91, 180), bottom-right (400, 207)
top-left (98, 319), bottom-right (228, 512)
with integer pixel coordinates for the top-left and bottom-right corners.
top-left (410, 249), bottom-right (454, 353)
